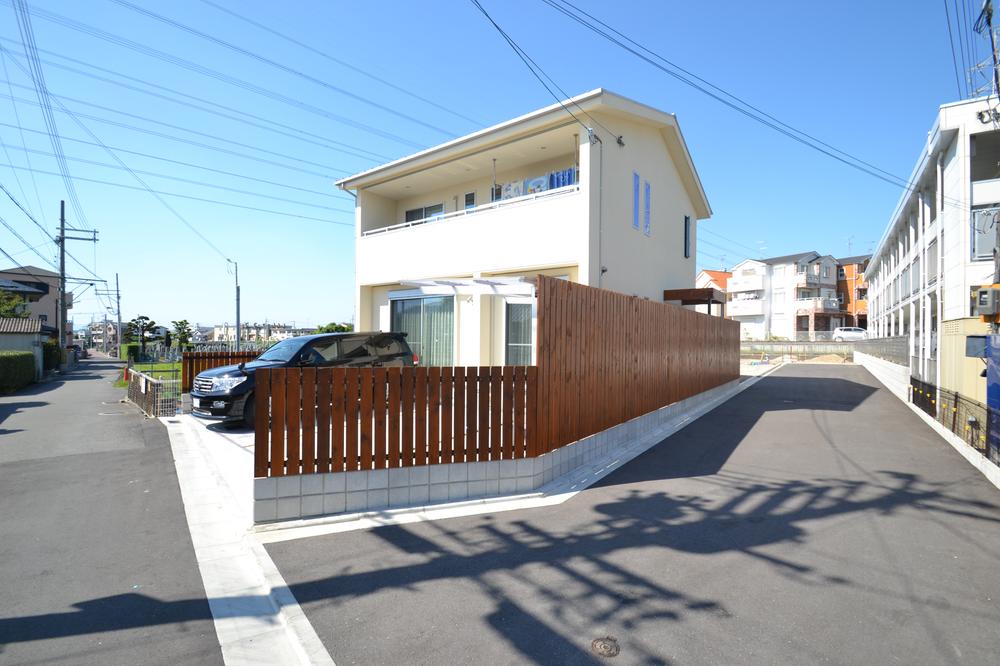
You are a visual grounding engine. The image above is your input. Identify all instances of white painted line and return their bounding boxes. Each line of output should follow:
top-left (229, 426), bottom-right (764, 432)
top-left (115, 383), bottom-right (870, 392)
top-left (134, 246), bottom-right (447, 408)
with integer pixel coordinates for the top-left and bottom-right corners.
top-left (164, 418), bottom-right (334, 665)
top-left (259, 371), bottom-right (774, 545)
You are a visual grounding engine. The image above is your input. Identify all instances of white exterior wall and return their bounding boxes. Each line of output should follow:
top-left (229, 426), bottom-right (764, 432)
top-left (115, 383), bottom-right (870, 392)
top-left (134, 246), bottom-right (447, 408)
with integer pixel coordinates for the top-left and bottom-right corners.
top-left (587, 111), bottom-right (699, 299)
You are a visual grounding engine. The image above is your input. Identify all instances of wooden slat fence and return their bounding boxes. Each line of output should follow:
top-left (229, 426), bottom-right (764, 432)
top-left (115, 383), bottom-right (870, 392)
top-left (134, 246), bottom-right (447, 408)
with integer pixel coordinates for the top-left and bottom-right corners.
top-left (254, 365), bottom-right (537, 477)
top-left (534, 275), bottom-right (740, 452)
top-left (182, 351), bottom-right (259, 391)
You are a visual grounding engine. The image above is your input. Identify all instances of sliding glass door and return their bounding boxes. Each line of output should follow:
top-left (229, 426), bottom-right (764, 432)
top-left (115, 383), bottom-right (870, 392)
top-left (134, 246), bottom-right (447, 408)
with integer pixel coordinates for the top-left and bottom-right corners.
top-left (390, 295), bottom-right (454, 366)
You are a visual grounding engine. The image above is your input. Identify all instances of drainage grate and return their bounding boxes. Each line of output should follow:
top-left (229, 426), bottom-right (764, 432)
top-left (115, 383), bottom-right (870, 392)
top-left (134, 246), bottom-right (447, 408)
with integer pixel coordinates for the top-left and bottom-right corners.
top-left (591, 636), bottom-right (620, 658)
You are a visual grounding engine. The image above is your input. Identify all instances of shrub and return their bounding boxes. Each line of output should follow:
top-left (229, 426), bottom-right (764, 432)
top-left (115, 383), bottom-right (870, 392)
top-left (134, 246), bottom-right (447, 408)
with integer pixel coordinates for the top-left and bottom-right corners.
top-left (0, 351), bottom-right (36, 392)
top-left (42, 340), bottom-right (62, 371)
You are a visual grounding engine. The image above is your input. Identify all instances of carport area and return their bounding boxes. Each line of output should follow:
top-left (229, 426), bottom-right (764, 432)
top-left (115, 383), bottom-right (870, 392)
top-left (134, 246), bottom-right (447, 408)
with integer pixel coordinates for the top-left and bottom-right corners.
top-left (263, 364), bottom-right (1000, 664)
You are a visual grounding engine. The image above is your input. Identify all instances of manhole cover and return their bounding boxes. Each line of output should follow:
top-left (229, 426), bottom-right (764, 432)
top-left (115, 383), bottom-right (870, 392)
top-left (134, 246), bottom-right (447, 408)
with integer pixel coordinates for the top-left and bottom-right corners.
top-left (591, 636), bottom-right (620, 658)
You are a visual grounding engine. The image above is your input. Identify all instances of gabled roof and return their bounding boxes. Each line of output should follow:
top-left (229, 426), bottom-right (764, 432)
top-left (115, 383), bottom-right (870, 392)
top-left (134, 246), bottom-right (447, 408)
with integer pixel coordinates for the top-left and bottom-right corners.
top-left (837, 254), bottom-right (871, 266)
top-left (0, 278), bottom-right (45, 295)
top-left (700, 270), bottom-right (731, 289)
top-left (0, 317), bottom-right (43, 334)
top-left (761, 251), bottom-right (819, 265)
top-left (0, 265), bottom-right (58, 278)
top-left (335, 88), bottom-right (712, 219)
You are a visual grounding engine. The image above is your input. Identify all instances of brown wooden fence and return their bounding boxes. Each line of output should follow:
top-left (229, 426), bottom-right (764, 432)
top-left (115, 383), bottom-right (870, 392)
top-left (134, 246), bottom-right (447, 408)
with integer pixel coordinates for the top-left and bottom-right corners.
top-left (182, 351), bottom-right (259, 391)
top-left (534, 275), bottom-right (740, 451)
top-left (253, 366), bottom-right (537, 477)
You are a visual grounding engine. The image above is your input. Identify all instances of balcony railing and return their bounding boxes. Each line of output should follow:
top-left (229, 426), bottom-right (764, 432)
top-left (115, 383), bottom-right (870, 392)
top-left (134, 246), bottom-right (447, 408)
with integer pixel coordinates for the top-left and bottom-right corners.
top-left (361, 184), bottom-right (580, 237)
top-left (795, 297), bottom-right (841, 313)
top-left (728, 299), bottom-right (765, 316)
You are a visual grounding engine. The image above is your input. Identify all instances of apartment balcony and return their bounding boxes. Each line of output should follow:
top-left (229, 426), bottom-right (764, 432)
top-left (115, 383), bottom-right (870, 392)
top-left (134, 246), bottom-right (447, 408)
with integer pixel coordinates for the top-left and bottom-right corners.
top-left (728, 299), bottom-right (765, 316)
top-left (728, 274), bottom-right (764, 292)
top-left (795, 297), bottom-right (841, 314)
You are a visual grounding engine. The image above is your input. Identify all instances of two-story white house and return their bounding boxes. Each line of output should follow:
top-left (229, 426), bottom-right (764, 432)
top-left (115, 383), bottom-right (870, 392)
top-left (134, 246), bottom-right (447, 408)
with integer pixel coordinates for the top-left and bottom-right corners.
top-left (336, 89), bottom-right (712, 366)
top-left (728, 251), bottom-right (841, 340)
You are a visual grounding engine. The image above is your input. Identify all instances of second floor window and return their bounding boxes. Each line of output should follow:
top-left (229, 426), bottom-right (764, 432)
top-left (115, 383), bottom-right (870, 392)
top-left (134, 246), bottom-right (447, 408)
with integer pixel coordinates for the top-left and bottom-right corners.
top-left (464, 192), bottom-right (476, 209)
top-left (405, 203), bottom-right (444, 223)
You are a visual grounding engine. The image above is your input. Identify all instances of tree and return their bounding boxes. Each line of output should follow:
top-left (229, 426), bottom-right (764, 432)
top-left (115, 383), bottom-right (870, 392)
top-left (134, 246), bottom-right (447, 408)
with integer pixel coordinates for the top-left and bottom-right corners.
top-left (317, 322), bottom-right (353, 333)
top-left (171, 319), bottom-right (193, 346)
top-left (0, 291), bottom-right (29, 318)
top-left (126, 315), bottom-right (157, 357)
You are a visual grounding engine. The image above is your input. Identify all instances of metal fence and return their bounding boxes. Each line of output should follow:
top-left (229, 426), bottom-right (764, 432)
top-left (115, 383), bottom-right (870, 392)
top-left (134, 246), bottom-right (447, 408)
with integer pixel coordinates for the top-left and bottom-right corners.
top-left (935, 388), bottom-right (989, 457)
top-left (740, 341), bottom-right (854, 363)
top-left (852, 336), bottom-right (908, 365)
top-left (127, 369), bottom-right (181, 417)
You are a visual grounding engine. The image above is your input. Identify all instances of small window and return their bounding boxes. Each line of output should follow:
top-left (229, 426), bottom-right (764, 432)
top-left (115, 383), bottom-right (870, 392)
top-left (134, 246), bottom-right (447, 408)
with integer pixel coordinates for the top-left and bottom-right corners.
top-left (822, 266), bottom-right (829, 278)
top-left (837, 267), bottom-right (846, 279)
top-left (632, 172), bottom-right (640, 230)
top-left (464, 192), bottom-right (476, 209)
top-left (643, 181), bottom-right (651, 236)
top-left (683, 216), bottom-right (691, 258)
top-left (505, 302), bottom-right (532, 365)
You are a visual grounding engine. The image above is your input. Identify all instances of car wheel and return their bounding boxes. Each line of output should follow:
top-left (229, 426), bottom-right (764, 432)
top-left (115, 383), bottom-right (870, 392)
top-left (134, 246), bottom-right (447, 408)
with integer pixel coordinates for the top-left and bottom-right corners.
top-left (243, 394), bottom-right (255, 429)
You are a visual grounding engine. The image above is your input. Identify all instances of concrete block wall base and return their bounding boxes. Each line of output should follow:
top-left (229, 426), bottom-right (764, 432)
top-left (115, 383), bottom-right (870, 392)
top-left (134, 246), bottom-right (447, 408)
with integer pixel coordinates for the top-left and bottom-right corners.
top-left (254, 378), bottom-right (743, 524)
top-left (853, 351), bottom-right (909, 401)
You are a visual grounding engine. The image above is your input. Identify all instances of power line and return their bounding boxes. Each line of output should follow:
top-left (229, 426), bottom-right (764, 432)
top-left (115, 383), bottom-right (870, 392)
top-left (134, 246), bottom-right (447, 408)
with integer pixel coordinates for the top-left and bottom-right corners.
top-left (0, 206), bottom-right (56, 268)
top-left (0, 36), bottom-right (390, 163)
top-left (0, 45), bottom-right (46, 226)
top-left (109, 0), bottom-right (457, 138)
top-left (197, 0), bottom-right (482, 128)
top-left (954, 0), bottom-right (972, 96)
top-left (540, 0), bottom-right (970, 210)
top-left (12, 0), bottom-right (92, 231)
top-left (467, 0), bottom-right (616, 140)
top-left (0, 120), bottom-right (345, 202)
top-left (3, 142), bottom-right (352, 214)
top-left (0, 86), bottom-right (344, 180)
top-left (2, 0), bottom-right (427, 149)
top-left (945, 0), bottom-right (967, 98)
top-left (5, 162), bottom-right (353, 227)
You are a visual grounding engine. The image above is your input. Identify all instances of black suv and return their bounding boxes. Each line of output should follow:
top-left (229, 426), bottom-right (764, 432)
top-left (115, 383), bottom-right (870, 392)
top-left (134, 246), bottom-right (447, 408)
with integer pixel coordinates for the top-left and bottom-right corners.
top-left (191, 331), bottom-right (415, 427)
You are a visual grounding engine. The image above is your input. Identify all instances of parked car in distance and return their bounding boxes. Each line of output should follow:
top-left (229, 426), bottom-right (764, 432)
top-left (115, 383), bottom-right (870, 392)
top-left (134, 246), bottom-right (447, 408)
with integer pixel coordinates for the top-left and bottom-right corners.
top-left (832, 327), bottom-right (867, 342)
top-left (190, 331), bottom-right (416, 427)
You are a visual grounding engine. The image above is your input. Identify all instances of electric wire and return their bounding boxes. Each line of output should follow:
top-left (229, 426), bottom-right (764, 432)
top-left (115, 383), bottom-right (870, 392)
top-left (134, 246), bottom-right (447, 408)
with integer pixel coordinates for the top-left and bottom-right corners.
top-left (197, 0), bottom-right (482, 128)
top-left (0, 0), bottom-right (427, 149)
top-left (541, 0), bottom-right (970, 211)
top-left (954, 0), bottom-right (971, 96)
top-left (12, 0), bottom-right (91, 231)
top-left (0, 206), bottom-right (56, 268)
top-left (4, 143), bottom-right (353, 214)
top-left (108, 0), bottom-right (457, 138)
top-left (0, 121), bottom-right (343, 201)
top-left (945, 0), bottom-right (967, 98)
top-left (0, 46), bottom-right (46, 226)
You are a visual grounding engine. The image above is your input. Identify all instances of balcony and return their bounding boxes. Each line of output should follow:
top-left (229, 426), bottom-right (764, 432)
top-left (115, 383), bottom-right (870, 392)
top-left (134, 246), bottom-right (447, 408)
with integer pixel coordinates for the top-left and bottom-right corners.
top-left (728, 274), bottom-right (764, 292)
top-left (728, 299), bottom-right (764, 316)
top-left (795, 297), bottom-right (841, 314)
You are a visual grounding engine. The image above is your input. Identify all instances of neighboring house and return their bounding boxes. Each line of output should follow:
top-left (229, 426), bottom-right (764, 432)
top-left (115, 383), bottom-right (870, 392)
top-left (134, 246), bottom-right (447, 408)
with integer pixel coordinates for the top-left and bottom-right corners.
top-left (0, 317), bottom-right (44, 379)
top-left (727, 251), bottom-right (842, 340)
top-left (336, 88), bottom-right (712, 365)
top-left (694, 269), bottom-right (730, 316)
top-left (0, 266), bottom-right (60, 326)
top-left (837, 254), bottom-right (870, 329)
top-left (866, 97), bottom-right (1000, 403)
top-left (87, 321), bottom-right (119, 349)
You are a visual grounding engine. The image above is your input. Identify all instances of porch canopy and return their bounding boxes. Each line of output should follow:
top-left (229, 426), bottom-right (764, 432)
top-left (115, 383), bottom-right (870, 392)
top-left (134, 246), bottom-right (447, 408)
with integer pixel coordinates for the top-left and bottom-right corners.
top-left (663, 287), bottom-right (726, 315)
top-left (397, 277), bottom-right (536, 296)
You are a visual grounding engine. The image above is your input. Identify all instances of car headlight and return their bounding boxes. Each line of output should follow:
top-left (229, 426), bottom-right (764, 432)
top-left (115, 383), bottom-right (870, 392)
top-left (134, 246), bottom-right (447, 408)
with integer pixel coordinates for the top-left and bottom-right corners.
top-left (212, 376), bottom-right (248, 392)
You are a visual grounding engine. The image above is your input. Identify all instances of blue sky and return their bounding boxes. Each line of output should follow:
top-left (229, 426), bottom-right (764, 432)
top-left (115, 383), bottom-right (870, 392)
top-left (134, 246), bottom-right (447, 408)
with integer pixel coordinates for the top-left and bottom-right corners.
top-left (0, 0), bottom-right (982, 329)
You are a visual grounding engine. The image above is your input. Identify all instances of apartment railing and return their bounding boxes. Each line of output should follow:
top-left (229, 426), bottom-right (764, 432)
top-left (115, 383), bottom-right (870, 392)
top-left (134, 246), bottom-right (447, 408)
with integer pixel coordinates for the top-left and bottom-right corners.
top-left (361, 184), bottom-right (580, 237)
top-left (853, 336), bottom-right (908, 366)
top-left (794, 297), bottom-right (841, 312)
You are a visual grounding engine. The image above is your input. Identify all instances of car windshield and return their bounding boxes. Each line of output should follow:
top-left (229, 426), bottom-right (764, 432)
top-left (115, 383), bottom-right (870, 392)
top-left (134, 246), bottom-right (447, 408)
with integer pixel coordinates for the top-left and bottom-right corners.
top-left (255, 338), bottom-right (306, 362)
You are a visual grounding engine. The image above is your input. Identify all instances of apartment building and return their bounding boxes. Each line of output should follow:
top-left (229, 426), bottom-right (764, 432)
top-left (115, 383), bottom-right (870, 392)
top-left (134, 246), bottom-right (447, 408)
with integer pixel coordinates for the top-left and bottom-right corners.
top-left (727, 251), bottom-right (842, 340)
top-left (336, 89), bottom-right (712, 366)
top-left (867, 97), bottom-right (1000, 402)
top-left (837, 254), bottom-right (870, 328)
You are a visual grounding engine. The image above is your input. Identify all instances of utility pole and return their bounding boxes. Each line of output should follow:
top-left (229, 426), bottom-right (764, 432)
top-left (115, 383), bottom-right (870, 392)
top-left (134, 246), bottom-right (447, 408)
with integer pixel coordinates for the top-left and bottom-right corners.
top-left (55, 200), bottom-right (98, 349)
top-left (115, 273), bottom-right (121, 356)
top-left (228, 259), bottom-right (240, 352)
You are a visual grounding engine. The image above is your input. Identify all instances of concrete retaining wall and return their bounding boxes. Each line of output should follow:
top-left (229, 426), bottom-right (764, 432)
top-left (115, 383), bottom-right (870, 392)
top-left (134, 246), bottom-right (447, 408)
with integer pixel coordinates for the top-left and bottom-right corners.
top-left (254, 377), bottom-right (742, 523)
top-left (854, 351), bottom-right (909, 401)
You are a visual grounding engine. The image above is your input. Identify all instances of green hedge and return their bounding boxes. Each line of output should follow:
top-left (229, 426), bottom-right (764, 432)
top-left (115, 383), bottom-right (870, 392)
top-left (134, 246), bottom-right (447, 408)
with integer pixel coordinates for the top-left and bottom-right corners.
top-left (0, 351), bottom-right (35, 392)
top-left (42, 340), bottom-right (62, 371)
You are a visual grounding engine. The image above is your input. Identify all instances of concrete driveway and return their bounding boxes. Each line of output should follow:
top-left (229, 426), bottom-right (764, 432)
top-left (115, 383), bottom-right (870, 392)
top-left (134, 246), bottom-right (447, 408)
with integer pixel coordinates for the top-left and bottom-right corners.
top-left (264, 364), bottom-right (1000, 665)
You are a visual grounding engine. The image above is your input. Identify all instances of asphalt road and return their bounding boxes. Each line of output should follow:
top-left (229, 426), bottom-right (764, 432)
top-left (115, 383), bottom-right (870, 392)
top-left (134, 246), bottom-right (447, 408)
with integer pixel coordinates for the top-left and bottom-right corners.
top-left (267, 364), bottom-right (1000, 665)
top-left (0, 358), bottom-right (222, 665)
